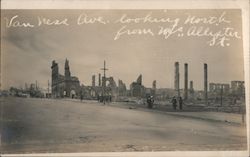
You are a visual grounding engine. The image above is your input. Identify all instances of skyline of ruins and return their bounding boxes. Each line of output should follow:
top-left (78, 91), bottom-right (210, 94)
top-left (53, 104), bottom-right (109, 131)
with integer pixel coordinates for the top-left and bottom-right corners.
top-left (14, 58), bottom-right (244, 93)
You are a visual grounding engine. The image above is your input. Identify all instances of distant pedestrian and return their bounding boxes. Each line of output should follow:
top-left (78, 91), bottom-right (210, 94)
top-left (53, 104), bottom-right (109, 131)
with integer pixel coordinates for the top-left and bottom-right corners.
top-left (172, 96), bottom-right (177, 110)
top-left (233, 97), bottom-right (237, 105)
top-left (147, 95), bottom-right (154, 109)
top-left (179, 96), bottom-right (183, 110)
top-left (109, 95), bottom-right (112, 102)
top-left (97, 95), bottom-right (100, 102)
top-left (103, 95), bottom-right (106, 104)
top-left (99, 95), bottom-right (103, 103)
top-left (80, 94), bottom-right (83, 102)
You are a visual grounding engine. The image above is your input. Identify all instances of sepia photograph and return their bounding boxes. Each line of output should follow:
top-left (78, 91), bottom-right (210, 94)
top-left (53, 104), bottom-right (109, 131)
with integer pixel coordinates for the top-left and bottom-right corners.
top-left (0, 1), bottom-right (249, 156)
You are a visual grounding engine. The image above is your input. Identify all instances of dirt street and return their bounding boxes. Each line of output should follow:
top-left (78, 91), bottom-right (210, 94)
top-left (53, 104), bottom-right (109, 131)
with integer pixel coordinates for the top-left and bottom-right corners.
top-left (0, 97), bottom-right (247, 153)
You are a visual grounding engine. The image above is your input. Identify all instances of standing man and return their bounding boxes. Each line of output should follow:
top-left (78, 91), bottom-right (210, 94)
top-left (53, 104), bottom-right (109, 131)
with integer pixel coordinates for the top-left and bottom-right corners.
top-left (80, 90), bottom-right (83, 102)
top-left (172, 96), bottom-right (177, 110)
top-left (80, 94), bottom-right (83, 102)
top-left (179, 96), bottom-right (183, 110)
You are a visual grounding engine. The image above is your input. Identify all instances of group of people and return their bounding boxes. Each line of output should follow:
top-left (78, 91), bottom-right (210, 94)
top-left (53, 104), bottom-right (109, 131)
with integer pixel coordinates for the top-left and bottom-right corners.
top-left (146, 95), bottom-right (184, 111)
top-left (146, 95), bottom-right (155, 109)
top-left (79, 93), bottom-right (112, 105)
top-left (171, 96), bottom-right (183, 110)
top-left (97, 95), bottom-right (112, 104)
top-left (80, 92), bottom-right (184, 110)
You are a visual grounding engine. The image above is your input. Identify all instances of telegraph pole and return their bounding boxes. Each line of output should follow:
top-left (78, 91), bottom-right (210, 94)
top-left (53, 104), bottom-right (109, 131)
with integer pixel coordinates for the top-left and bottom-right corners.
top-left (100, 60), bottom-right (108, 104)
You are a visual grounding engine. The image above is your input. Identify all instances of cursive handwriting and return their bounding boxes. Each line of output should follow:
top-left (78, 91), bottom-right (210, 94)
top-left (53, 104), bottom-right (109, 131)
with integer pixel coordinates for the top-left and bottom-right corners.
top-left (37, 17), bottom-right (69, 26)
top-left (158, 25), bottom-right (183, 39)
top-left (77, 13), bottom-right (107, 25)
top-left (115, 12), bottom-right (180, 27)
top-left (184, 11), bottom-right (230, 25)
top-left (5, 15), bottom-right (35, 28)
top-left (114, 25), bottom-right (154, 40)
top-left (187, 26), bottom-right (241, 46)
top-left (4, 11), bottom-right (241, 47)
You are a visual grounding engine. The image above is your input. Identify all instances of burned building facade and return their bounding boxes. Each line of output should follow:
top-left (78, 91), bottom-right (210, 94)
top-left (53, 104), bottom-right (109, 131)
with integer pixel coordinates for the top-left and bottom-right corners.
top-left (231, 81), bottom-right (245, 96)
top-left (88, 74), bottom-right (121, 100)
top-left (209, 81), bottom-right (245, 97)
top-left (130, 75), bottom-right (145, 97)
top-left (51, 59), bottom-right (81, 98)
top-left (209, 83), bottom-right (230, 94)
top-left (118, 80), bottom-right (127, 96)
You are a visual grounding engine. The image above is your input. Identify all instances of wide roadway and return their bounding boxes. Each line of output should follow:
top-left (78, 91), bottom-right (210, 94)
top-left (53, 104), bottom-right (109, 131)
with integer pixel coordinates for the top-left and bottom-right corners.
top-left (0, 97), bottom-right (247, 153)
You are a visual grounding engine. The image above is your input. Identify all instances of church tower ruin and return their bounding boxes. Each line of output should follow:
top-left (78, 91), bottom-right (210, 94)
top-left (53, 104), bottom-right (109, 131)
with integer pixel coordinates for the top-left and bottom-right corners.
top-left (51, 59), bottom-right (80, 98)
top-left (65, 59), bottom-right (71, 80)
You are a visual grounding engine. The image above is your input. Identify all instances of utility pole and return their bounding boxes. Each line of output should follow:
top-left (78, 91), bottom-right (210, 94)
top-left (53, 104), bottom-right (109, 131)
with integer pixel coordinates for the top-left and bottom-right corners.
top-left (100, 60), bottom-right (108, 104)
top-left (101, 60), bottom-right (108, 79)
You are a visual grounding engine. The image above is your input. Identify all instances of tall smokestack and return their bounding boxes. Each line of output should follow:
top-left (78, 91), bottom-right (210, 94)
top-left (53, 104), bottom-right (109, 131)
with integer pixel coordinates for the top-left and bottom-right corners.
top-left (204, 63), bottom-right (208, 105)
top-left (175, 62), bottom-right (180, 97)
top-left (190, 81), bottom-right (193, 91)
top-left (184, 63), bottom-right (188, 100)
top-left (98, 73), bottom-right (101, 87)
top-left (92, 75), bottom-right (96, 87)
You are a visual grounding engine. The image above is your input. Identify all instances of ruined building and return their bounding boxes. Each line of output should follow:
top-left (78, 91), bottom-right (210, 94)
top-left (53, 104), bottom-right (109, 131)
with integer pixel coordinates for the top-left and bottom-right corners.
top-left (118, 80), bottom-right (127, 96)
top-left (209, 83), bottom-right (230, 94)
top-left (231, 81), bottom-right (245, 96)
top-left (51, 59), bottom-right (80, 98)
top-left (151, 80), bottom-right (156, 96)
top-left (105, 76), bottom-right (118, 97)
top-left (130, 74), bottom-right (145, 97)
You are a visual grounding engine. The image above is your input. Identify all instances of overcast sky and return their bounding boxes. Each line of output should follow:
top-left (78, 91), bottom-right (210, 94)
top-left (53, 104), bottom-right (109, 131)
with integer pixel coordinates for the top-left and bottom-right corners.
top-left (1, 9), bottom-right (244, 90)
